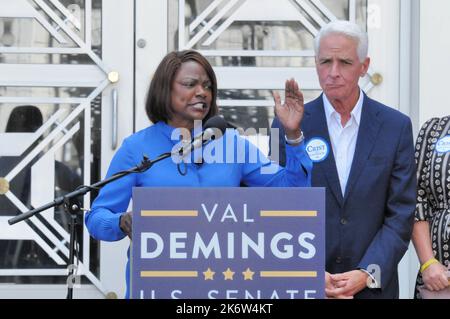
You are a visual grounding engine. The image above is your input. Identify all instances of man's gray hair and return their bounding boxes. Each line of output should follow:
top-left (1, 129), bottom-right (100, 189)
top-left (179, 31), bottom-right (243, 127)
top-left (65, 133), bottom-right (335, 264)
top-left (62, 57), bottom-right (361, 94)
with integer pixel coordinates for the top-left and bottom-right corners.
top-left (314, 20), bottom-right (368, 62)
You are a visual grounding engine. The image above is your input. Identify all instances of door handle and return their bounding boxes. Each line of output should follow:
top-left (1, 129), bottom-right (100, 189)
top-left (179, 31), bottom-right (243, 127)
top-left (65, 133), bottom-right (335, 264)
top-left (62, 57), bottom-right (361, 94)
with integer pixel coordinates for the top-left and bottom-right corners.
top-left (111, 89), bottom-right (118, 150)
top-left (370, 73), bottom-right (383, 86)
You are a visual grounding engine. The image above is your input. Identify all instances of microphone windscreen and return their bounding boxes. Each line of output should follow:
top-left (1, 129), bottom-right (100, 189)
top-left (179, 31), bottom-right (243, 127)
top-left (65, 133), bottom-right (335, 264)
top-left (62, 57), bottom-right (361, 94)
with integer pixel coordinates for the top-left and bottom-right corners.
top-left (203, 115), bottom-right (228, 134)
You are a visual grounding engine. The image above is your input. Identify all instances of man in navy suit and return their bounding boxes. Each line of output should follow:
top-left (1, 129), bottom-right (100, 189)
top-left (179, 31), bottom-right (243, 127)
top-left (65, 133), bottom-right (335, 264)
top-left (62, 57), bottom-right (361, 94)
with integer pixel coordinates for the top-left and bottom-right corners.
top-left (271, 21), bottom-right (416, 298)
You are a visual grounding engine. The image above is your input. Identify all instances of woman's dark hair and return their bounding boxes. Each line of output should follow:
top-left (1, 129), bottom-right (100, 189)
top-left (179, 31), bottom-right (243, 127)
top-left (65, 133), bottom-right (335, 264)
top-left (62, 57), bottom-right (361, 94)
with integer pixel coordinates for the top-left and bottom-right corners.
top-left (145, 50), bottom-right (218, 124)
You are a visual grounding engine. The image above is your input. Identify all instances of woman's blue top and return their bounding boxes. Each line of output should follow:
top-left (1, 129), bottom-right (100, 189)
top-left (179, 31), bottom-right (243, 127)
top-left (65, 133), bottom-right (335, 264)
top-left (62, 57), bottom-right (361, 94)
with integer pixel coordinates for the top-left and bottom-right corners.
top-left (85, 121), bottom-right (312, 298)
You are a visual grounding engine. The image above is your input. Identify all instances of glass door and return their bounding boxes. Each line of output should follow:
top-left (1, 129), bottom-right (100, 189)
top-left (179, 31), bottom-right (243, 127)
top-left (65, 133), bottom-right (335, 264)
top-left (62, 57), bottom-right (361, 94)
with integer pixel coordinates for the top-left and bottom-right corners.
top-left (0, 0), bottom-right (134, 298)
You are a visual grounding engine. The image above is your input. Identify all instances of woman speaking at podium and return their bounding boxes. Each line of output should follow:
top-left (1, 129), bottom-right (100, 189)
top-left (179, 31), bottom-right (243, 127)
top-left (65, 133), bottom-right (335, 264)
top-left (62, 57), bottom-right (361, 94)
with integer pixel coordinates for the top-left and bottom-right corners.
top-left (85, 50), bottom-right (312, 298)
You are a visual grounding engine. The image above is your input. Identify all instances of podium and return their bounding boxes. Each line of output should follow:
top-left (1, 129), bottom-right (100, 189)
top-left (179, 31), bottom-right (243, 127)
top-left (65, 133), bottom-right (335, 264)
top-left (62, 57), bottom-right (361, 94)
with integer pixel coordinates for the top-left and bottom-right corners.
top-left (131, 187), bottom-right (325, 299)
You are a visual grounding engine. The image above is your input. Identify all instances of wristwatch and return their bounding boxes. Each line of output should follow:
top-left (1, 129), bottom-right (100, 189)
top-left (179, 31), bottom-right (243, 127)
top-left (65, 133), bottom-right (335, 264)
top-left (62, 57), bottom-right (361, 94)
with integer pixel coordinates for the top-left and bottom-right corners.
top-left (285, 131), bottom-right (304, 145)
top-left (359, 268), bottom-right (379, 289)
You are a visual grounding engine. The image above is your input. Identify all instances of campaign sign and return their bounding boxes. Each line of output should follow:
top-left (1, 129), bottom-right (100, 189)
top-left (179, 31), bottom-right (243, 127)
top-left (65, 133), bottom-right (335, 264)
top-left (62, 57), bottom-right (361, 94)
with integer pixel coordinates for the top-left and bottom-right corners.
top-left (130, 187), bottom-right (325, 299)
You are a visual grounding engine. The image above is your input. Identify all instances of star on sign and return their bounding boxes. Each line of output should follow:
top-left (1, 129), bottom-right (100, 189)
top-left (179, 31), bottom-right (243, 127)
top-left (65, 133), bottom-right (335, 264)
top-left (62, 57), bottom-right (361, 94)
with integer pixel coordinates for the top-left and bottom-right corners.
top-left (203, 268), bottom-right (215, 280)
top-left (242, 268), bottom-right (255, 280)
top-left (223, 268), bottom-right (235, 280)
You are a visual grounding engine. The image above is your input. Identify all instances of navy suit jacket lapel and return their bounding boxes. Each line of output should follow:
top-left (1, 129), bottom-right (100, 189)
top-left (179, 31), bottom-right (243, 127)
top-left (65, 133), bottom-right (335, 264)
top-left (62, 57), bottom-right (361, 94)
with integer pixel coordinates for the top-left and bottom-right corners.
top-left (343, 94), bottom-right (382, 203)
top-left (305, 96), bottom-right (344, 206)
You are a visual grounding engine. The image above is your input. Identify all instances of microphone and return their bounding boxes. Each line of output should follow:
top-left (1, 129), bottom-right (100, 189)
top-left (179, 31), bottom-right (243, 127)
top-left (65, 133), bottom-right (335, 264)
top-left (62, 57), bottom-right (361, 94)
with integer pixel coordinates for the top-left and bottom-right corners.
top-left (171, 115), bottom-right (228, 161)
top-left (207, 116), bottom-right (238, 130)
top-left (203, 115), bottom-right (228, 133)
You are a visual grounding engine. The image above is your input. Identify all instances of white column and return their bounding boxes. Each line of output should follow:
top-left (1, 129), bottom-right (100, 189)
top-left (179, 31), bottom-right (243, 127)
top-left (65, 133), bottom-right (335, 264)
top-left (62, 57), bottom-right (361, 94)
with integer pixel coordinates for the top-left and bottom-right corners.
top-left (419, 0), bottom-right (450, 125)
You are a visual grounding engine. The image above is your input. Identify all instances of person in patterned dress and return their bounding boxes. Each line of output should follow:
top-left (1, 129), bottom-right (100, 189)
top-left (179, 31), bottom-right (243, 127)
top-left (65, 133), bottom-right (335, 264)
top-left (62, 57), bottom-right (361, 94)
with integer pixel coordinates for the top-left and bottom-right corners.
top-left (412, 116), bottom-right (450, 298)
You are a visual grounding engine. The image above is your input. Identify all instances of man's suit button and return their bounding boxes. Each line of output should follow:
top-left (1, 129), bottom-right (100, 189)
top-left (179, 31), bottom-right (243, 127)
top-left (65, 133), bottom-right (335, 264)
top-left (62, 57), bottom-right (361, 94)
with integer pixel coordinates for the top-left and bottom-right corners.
top-left (340, 218), bottom-right (348, 225)
top-left (336, 257), bottom-right (342, 264)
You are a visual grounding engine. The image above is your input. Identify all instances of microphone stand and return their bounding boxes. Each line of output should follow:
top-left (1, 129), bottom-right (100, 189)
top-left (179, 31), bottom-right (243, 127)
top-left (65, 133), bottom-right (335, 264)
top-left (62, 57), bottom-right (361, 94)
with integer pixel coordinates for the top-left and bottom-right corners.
top-left (8, 153), bottom-right (171, 299)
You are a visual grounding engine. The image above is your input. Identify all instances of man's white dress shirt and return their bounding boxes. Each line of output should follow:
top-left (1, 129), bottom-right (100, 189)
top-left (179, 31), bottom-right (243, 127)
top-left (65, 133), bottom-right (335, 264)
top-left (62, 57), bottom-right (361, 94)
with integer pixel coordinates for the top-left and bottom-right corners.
top-left (323, 90), bottom-right (364, 196)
